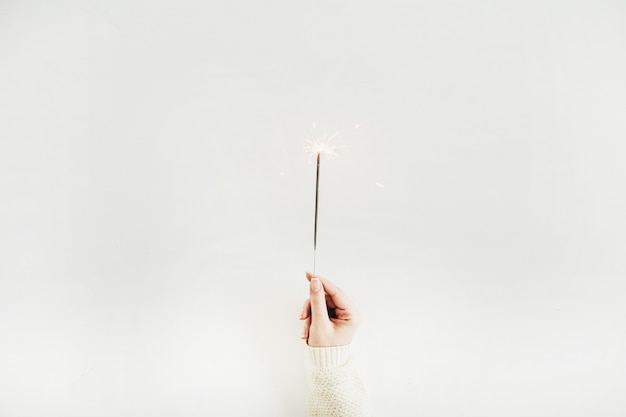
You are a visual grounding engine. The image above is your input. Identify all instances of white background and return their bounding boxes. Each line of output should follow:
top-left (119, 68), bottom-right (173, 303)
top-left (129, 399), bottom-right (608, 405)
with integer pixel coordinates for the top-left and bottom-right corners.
top-left (1, 1), bottom-right (625, 416)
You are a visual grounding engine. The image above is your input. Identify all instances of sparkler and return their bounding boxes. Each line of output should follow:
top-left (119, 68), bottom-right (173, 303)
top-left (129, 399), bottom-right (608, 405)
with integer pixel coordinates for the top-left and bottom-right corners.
top-left (305, 130), bottom-right (340, 273)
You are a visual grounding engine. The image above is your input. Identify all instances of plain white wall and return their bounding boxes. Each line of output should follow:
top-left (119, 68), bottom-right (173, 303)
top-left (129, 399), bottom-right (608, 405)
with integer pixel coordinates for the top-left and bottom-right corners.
top-left (1, 1), bottom-right (625, 416)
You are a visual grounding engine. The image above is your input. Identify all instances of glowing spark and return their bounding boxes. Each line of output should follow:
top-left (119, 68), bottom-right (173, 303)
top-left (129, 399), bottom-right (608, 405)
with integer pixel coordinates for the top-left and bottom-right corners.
top-left (280, 172), bottom-right (285, 176)
top-left (376, 182), bottom-right (384, 188)
top-left (305, 131), bottom-right (341, 159)
top-left (354, 124), bottom-right (360, 129)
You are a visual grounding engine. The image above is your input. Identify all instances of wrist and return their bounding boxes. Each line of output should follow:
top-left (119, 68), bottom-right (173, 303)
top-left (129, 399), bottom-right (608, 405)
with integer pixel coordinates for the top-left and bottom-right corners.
top-left (306, 344), bottom-right (352, 369)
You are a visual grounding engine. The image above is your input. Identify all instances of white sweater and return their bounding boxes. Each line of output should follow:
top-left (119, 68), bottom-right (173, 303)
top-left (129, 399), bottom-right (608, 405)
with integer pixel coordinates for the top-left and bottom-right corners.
top-left (306, 345), bottom-right (373, 417)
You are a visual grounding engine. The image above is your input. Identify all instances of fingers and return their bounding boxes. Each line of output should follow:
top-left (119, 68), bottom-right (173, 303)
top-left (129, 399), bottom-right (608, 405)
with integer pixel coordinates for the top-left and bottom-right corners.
top-left (299, 299), bottom-right (311, 341)
top-left (309, 276), bottom-right (330, 323)
top-left (301, 315), bottom-right (311, 341)
top-left (305, 271), bottom-right (354, 312)
top-left (299, 298), bottom-right (311, 320)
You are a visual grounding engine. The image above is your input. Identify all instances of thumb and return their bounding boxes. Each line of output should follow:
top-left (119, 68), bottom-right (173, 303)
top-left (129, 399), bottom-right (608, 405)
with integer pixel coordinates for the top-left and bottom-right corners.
top-left (309, 277), bottom-right (330, 323)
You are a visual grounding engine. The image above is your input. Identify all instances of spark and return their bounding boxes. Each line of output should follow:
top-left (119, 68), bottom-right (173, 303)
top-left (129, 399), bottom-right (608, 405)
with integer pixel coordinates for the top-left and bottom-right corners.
top-left (376, 182), bottom-right (384, 188)
top-left (305, 131), bottom-right (341, 159)
top-left (354, 124), bottom-right (360, 129)
top-left (280, 172), bottom-right (285, 176)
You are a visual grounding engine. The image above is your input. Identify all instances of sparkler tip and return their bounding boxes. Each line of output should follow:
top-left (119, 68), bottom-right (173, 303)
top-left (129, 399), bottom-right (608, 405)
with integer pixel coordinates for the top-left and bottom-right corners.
top-left (305, 130), bottom-right (341, 159)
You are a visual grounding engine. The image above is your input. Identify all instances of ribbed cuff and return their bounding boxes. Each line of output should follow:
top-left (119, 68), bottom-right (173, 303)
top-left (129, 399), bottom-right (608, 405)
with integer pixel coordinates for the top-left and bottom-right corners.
top-left (307, 344), bottom-right (352, 369)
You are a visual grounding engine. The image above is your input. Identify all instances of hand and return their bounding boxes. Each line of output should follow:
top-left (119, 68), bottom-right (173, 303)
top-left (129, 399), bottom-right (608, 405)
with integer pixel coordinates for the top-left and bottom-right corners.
top-left (299, 272), bottom-right (362, 347)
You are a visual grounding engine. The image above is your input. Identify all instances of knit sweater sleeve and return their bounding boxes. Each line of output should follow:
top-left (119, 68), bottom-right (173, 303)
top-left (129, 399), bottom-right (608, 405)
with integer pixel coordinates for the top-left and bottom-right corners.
top-left (306, 345), bottom-right (373, 417)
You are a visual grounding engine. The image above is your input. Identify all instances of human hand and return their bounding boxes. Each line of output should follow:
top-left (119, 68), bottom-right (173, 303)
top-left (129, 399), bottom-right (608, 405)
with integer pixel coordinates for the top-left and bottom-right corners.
top-left (299, 272), bottom-right (362, 347)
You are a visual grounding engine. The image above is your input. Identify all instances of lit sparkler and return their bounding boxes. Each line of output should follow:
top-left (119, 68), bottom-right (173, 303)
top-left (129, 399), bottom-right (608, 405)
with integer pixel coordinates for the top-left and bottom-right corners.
top-left (305, 129), bottom-right (341, 273)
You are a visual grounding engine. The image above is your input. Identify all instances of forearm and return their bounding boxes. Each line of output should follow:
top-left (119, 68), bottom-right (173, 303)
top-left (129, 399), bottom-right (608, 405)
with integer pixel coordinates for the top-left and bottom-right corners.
top-left (306, 345), bottom-right (372, 417)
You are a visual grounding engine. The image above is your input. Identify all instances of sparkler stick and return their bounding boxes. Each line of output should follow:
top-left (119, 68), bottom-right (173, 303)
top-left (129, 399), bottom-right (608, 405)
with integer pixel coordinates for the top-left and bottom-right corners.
top-left (313, 152), bottom-right (320, 272)
top-left (306, 130), bottom-right (340, 273)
